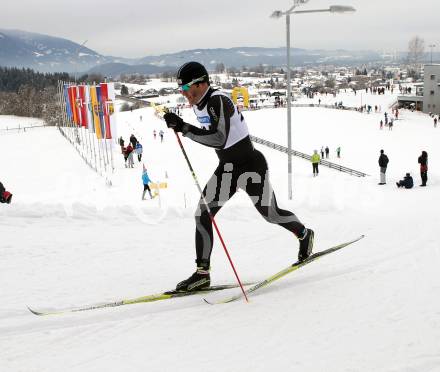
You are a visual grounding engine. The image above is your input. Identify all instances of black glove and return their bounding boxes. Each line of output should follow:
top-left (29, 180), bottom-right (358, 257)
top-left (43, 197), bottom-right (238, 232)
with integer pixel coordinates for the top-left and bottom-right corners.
top-left (164, 112), bottom-right (185, 132)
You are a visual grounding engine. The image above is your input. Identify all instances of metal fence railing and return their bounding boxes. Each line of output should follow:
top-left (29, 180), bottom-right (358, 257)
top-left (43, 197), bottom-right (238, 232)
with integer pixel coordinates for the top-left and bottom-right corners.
top-left (250, 135), bottom-right (368, 177)
top-left (0, 124), bottom-right (47, 134)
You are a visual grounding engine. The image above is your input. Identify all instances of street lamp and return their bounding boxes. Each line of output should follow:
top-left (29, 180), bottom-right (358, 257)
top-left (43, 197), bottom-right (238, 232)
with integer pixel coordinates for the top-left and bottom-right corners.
top-left (428, 44), bottom-right (436, 64)
top-left (271, 1), bottom-right (356, 200)
top-left (74, 40), bottom-right (88, 83)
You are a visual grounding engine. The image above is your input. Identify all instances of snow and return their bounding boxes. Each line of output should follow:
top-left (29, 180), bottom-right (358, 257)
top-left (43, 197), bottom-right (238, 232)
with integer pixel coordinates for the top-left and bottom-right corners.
top-left (1, 89), bottom-right (440, 372)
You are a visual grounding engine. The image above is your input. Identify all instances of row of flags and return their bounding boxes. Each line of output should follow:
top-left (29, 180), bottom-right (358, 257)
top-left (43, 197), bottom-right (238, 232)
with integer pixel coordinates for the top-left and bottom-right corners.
top-left (63, 83), bottom-right (117, 140)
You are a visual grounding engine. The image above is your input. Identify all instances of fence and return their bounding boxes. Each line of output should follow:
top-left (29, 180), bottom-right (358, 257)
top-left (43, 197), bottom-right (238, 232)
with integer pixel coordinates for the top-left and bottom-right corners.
top-left (0, 124), bottom-right (47, 134)
top-left (250, 135), bottom-right (368, 177)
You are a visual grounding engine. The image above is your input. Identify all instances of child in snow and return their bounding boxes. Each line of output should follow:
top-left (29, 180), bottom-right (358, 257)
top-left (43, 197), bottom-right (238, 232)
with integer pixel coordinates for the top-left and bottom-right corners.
top-left (141, 166), bottom-right (153, 200)
top-left (135, 142), bottom-right (143, 162)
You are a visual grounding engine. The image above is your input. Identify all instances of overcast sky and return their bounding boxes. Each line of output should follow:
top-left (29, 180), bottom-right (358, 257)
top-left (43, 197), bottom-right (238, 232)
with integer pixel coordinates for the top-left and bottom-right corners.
top-left (2, 0), bottom-right (439, 58)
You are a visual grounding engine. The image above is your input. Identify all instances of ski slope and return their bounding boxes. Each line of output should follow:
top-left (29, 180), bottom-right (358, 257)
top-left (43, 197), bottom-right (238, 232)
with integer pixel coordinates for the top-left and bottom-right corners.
top-left (1, 90), bottom-right (440, 372)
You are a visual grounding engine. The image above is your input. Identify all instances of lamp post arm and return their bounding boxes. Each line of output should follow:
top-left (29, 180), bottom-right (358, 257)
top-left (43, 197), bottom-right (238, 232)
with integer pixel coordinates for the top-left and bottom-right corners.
top-left (292, 9), bottom-right (332, 14)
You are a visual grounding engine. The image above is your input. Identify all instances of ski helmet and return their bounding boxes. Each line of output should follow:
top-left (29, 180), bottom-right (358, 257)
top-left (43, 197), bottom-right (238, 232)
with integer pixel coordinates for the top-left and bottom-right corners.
top-left (176, 62), bottom-right (209, 86)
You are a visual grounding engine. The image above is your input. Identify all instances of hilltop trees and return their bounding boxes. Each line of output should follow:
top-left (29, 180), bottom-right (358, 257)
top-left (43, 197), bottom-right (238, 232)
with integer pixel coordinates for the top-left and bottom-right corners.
top-left (0, 67), bottom-right (67, 125)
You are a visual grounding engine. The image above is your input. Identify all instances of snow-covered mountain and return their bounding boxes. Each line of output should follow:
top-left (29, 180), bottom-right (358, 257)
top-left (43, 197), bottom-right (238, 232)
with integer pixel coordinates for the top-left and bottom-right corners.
top-left (0, 29), bottom-right (387, 75)
top-left (0, 29), bottom-right (111, 73)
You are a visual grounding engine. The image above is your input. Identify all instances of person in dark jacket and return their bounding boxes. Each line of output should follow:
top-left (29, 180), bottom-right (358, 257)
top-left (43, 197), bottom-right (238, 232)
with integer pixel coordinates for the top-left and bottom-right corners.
top-left (396, 173), bottom-right (414, 189)
top-left (119, 136), bottom-right (125, 154)
top-left (418, 151), bottom-right (428, 186)
top-left (163, 61), bottom-right (314, 292)
top-left (378, 149), bottom-right (389, 185)
top-left (0, 181), bottom-right (12, 204)
top-left (129, 134), bottom-right (138, 148)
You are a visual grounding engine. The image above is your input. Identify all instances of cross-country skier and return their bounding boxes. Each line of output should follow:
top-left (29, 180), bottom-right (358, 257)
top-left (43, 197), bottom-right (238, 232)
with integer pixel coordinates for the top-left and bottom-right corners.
top-left (164, 61), bottom-right (314, 292)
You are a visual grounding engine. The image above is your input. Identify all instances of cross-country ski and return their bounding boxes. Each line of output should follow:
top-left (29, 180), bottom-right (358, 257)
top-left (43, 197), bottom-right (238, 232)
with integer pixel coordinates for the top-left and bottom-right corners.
top-left (204, 235), bottom-right (365, 304)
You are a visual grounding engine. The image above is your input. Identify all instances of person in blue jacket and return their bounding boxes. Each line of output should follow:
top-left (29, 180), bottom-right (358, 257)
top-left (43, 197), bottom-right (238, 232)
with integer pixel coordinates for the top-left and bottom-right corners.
top-left (396, 173), bottom-right (414, 189)
top-left (135, 142), bottom-right (143, 162)
top-left (141, 166), bottom-right (153, 200)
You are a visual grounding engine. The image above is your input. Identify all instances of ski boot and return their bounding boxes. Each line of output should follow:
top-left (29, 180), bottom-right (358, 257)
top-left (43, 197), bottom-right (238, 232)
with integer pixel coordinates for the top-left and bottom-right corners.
top-left (176, 265), bottom-right (210, 292)
top-left (298, 228), bottom-right (314, 261)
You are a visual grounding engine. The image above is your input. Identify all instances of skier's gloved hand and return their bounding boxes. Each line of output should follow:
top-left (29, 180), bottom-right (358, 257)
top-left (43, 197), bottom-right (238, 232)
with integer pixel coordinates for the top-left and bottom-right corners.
top-left (164, 112), bottom-right (185, 132)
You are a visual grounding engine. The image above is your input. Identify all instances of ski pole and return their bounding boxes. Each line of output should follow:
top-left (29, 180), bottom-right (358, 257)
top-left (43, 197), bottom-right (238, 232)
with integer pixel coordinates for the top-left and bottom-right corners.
top-left (173, 130), bottom-right (249, 303)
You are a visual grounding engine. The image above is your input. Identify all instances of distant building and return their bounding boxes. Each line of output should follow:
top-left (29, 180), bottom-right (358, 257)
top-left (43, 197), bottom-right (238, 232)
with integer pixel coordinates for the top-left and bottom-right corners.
top-left (423, 64), bottom-right (440, 114)
top-left (397, 64), bottom-right (440, 113)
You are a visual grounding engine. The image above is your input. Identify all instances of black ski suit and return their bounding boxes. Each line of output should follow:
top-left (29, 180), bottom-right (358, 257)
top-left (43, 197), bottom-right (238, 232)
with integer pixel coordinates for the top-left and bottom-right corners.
top-left (179, 87), bottom-right (305, 267)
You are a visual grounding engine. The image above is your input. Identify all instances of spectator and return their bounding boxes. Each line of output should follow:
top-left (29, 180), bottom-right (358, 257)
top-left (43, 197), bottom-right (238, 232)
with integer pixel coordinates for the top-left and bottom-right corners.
top-left (135, 142), bottom-right (143, 162)
top-left (378, 149), bottom-right (389, 185)
top-left (311, 150), bottom-right (320, 176)
top-left (396, 173), bottom-right (413, 189)
top-left (0, 181), bottom-right (12, 204)
top-left (141, 165), bottom-right (153, 200)
top-left (418, 151), bottom-right (428, 186)
top-left (126, 144), bottom-right (134, 168)
top-left (129, 134), bottom-right (138, 148)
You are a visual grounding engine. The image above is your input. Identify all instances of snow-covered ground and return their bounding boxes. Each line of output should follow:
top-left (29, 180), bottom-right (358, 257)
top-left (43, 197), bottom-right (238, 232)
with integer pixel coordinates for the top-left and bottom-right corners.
top-left (1, 90), bottom-right (440, 372)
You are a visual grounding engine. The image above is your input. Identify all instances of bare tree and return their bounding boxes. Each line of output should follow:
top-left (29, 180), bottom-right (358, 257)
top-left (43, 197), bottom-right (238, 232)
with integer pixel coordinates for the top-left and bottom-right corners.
top-left (215, 63), bottom-right (225, 73)
top-left (408, 36), bottom-right (425, 66)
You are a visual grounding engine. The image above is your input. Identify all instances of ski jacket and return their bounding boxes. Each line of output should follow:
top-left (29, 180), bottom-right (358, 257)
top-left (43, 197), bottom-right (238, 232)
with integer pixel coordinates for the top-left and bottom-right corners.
top-left (402, 175), bottom-right (414, 189)
top-left (135, 143), bottom-right (143, 154)
top-left (311, 153), bottom-right (320, 163)
top-left (181, 87), bottom-right (254, 164)
top-left (378, 154), bottom-right (389, 167)
top-left (130, 135), bottom-right (138, 146)
top-left (142, 171), bottom-right (151, 185)
top-left (418, 152), bottom-right (428, 171)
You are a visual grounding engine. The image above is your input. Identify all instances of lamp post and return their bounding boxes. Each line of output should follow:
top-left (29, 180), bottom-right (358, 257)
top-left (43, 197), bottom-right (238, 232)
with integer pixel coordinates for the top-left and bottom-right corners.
top-left (271, 1), bottom-right (356, 200)
top-left (428, 44), bottom-right (436, 64)
top-left (74, 40), bottom-right (88, 83)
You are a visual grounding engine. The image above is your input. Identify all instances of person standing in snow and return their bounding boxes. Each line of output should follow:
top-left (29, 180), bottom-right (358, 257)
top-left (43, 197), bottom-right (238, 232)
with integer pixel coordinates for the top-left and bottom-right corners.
top-left (325, 146), bottom-right (330, 159)
top-left (163, 61), bottom-right (314, 292)
top-left (135, 142), bottom-right (143, 162)
top-left (336, 146), bottom-right (341, 158)
top-left (434, 117), bottom-right (438, 128)
top-left (311, 150), bottom-right (320, 176)
top-left (418, 151), bottom-right (428, 187)
top-left (119, 136), bottom-right (125, 153)
top-left (122, 146), bottom-right (128, 166)
top-left (378, 149), bottom-right (389, 185)
top-left (129, 134), bottom-right (138, 148)
top-left (141, 166), bottom-right (153, 200)
top-left (126, 143), bottom-right (134, 168)
top-left (159, 130), bottom-right (164, 143)
top-left (153, 130), bottom-right (157, 140)
top-left (320, 146), bottom-right (325, 159)
top-left (0, 181), bottom-right (12, 204)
